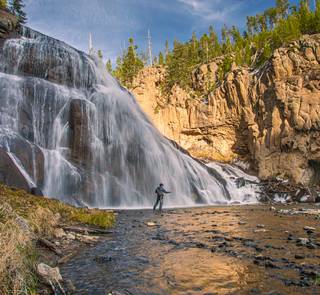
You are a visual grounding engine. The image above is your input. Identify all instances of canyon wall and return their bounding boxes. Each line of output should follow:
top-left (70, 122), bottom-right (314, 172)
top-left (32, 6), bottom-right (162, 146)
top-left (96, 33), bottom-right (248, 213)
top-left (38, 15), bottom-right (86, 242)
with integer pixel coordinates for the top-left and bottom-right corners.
top-left (131, 34), bottom-right (320, 184)
top-left (0, 10), bottom-right (258, 206)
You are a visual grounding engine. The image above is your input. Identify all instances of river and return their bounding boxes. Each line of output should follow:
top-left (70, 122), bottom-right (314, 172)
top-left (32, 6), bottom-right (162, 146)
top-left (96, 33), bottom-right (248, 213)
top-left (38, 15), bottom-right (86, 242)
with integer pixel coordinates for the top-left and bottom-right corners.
top-left (61, 205), bottom-right (320, 295)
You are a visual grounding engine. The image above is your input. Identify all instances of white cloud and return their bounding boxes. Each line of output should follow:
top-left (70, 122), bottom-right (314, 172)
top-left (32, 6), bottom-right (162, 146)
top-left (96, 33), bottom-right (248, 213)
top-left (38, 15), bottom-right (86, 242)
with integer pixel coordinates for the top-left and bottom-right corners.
top-left (177, 0), bottom-right (240, 22)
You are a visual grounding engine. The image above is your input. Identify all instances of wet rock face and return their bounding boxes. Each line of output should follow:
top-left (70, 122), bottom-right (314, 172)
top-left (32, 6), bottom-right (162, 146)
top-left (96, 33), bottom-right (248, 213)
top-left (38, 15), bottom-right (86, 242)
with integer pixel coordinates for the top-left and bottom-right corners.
top-left (1, 28), bottom-right (98, 89)
top-left (132, 34), bottom-right (320, 184)
top-left (69, 99), bottom-right (93, 165)
top-left (0, 148), bottom-right (31, 191)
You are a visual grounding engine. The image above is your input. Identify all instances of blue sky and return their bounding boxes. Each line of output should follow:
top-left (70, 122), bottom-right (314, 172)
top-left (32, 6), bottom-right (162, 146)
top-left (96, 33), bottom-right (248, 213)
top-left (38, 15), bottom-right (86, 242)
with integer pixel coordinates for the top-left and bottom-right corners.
top-left (24, 0), bottom-right (302, 64)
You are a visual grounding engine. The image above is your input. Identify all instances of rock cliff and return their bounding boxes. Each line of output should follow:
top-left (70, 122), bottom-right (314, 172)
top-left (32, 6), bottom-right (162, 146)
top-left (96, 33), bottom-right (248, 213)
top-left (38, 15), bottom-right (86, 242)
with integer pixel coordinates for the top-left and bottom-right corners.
top-left (0, 9), bottom-right (17, 39)
top-left (131, 34), bottom-right (320, 185)
top-left (0, 10), bottom-right (256, 206)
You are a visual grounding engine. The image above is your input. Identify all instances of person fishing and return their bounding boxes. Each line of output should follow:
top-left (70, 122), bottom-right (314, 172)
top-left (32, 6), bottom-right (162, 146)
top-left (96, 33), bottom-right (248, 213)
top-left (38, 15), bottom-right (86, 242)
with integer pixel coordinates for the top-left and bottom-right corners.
top-left (153, 183), bottom-right (171, 213)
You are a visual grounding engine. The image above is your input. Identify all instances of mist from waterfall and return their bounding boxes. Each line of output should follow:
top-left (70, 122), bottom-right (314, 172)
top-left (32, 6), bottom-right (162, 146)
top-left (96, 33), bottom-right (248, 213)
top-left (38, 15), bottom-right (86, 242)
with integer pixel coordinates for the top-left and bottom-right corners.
top-left (0, 28), bottom-right (259, 208)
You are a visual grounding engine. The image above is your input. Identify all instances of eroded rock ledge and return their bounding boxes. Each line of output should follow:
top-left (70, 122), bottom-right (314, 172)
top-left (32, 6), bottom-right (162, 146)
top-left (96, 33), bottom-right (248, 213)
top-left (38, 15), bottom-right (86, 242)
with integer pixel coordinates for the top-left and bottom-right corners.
top-left (131, 34), bottom-right (320, 185)
top-left (0, 9), bottom-right (17, 39)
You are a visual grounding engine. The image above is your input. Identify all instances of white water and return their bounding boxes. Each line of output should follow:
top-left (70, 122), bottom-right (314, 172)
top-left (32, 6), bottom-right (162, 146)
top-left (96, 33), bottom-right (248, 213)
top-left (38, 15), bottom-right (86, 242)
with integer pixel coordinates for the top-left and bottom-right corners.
top-left (0, 28), bottom-right (259, 207)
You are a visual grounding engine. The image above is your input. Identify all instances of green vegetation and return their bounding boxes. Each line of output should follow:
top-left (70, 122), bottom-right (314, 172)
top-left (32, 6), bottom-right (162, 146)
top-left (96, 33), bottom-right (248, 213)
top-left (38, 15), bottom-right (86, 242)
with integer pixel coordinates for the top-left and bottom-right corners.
top-left (106, 58), bottom-right (112, 73)
top-left (9, 0), bottom-right (27, 25)
top-left (110, 0), bottom-right (320, 93)
top-left (97, 49), bottom-right (103, 60)
top-left (0, 184), bottom-right (115, 294)
top-left (0, 184), bottom-right (115, 229)
top-left (113, 37), bottom-right (144, 88)
top-left (0, 202), bottom-right (39, 295)
top-left (0, 0), bottom-right (7, 9)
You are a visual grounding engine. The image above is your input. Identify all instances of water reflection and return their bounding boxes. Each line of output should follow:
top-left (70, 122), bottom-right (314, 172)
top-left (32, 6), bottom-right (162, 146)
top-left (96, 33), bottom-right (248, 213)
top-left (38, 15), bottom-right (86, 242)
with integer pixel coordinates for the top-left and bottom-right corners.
top-left (61, 206), bottom-right (320, 295)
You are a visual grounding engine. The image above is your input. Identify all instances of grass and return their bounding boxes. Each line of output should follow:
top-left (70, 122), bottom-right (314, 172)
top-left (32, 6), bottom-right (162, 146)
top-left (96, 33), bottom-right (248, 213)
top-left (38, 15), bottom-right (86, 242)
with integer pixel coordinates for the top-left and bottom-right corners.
top-left (70, 208), bottom-right (115, 228)
top-left (0, 203), bottom-right (38, 295)
top-left (0, 184), bottom-right (115, 229)
top-left (0, 183), bottom-right (115, 295)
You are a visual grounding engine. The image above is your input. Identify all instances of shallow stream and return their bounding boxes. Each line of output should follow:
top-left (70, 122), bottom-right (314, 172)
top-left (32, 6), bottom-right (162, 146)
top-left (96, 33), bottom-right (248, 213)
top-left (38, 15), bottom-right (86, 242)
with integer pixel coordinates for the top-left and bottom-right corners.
top-left (61, 205), bottom-right (320, 294)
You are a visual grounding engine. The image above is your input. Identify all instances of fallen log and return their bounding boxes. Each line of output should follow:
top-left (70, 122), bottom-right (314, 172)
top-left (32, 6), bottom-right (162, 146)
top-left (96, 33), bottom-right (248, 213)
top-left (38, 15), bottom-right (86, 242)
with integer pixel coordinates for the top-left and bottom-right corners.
top-left (57, 252), bottom-right (77, 265)
top-left (62, 225), bottom-right (113, 235)
top-left (38, 238), bottom-right (63, 256)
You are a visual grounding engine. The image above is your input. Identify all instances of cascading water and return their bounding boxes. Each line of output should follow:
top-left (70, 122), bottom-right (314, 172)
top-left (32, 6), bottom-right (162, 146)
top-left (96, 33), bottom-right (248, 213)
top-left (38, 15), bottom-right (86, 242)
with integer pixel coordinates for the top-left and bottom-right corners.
top-left (0, 28), bottom-right (259, 208)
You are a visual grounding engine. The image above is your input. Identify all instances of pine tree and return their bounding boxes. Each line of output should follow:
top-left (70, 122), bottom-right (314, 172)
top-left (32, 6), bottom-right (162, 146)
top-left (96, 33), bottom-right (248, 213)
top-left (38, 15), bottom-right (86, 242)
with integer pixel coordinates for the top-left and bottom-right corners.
top-left (97, 49), bottom-right (103, 60)
top-left (164, 40), bottom-right (172, 65)
top-left (0, 0), bottom-right (7, 9)
top-left (106, 59), bottom-right (112, 73)
top-left (315, 0), bottom-right (320, 30)
top-left (208, 26), bottom-right (221, 57)
top-left (113, 37), bottom-right (144, 87)
top-left (265, 7), bottom-right (278, 29)
top-left (258, 14), bottom-right (268, 31)
top-left (112, 0), bottom-right (320, 94)
top-left (299, 0), bottom-right (313, 33)
top-left (158, 52), bottom-right (164, 65)
top-left (10, 0), bottom-right (27, 25)
top-left (199, 33), bottom-right (209, 62)
top-left (276, 0), bottom-right (290, 19)
top-left (97, 50), bottom-right (103, 60)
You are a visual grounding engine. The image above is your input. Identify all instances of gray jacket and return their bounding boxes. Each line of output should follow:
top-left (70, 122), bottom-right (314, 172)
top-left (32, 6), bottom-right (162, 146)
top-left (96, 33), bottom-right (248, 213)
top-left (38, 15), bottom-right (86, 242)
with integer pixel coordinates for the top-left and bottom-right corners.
top-left (155, 186), bottom-right (170, 197)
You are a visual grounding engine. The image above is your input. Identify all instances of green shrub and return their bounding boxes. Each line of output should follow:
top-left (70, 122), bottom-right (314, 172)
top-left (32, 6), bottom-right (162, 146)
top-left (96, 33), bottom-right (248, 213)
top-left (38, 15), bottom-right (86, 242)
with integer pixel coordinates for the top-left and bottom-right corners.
top-left (0, 0), bottom-right (7, 9)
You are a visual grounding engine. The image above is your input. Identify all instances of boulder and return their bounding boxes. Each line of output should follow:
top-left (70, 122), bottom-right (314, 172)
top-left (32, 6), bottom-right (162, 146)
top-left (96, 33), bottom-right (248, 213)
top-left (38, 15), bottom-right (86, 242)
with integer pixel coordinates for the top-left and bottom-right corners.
top-left (31, 187), bottom-right (44, 196)
top-left (53, 228), bottom-right (67, 239)
top-left (37, 263), bottom-right (62, 283)
top-left (0, 148), bottom-right (32, 191)
top-left (0, 133), bottom-right (45, 187)
top-left (299, 195), bottom-right (315, 203)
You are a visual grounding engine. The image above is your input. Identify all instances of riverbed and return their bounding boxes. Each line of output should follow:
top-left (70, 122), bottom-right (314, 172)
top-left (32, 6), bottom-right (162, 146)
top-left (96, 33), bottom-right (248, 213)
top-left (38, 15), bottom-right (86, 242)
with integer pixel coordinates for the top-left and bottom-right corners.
top-left (61, 205), bottom-right (320, 294)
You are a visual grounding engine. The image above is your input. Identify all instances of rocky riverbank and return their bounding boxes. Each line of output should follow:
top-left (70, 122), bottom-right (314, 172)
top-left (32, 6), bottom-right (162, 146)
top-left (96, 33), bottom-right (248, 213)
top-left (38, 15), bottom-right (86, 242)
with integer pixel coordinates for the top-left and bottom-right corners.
top-left (61, 205), bottom-right (320, 294)
top-left (0, 184), bottom-right (115, 294)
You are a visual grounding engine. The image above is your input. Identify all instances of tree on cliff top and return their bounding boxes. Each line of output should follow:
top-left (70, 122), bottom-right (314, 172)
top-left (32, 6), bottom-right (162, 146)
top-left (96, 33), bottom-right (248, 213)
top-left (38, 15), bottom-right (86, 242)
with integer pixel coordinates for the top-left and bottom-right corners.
top-left (106, 59), bottom-right (112, 73)
top-left (10, 0), bottom-right (27, 25)
top-left (0, 0), bottom-right (7, 9)
top-left (113, 0), bottom-right (320, 94)
top-left (113, 37), bottom-right (144, 87)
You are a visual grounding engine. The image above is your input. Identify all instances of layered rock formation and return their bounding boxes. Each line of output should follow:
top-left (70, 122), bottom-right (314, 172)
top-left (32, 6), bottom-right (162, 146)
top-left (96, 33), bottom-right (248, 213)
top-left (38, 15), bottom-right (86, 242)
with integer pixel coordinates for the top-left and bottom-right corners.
top-left (0, 10), bottom-right (258, 207)
top-left (0, 9), bottom-right (17, 39)
top-left (131, 34), bottom-right (320, 185)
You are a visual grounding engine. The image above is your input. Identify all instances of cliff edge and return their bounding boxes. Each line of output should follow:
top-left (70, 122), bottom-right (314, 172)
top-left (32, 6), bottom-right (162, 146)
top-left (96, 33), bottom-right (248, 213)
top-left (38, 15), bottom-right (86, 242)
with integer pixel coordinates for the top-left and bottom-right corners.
top-left (131, 34), bottom-right (320, 185)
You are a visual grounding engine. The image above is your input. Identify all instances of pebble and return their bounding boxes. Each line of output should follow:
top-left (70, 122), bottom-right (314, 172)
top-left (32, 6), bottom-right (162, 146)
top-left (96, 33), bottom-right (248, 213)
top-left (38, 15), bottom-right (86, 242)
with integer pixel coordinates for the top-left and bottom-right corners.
top-left (53, 228), bottom-right (66, 239)
top-left (295, 254), bottom-right (305, 259)
top-left (225, 236), bottom-right (233, 241)
top-left (297, 238), bottom-right (309, 246)
top-left (257, 224), bottom-right (265, 228)
top-left (264, 260), bottom-right (278, 268)
top-left (66, 233), bottom-right (75, 240)
top-left (287, 234), bottom-right (294, 240)
top-left (146, 222), bottom-right (157, 227)
top-left (243, 240), bottom-right (257, 248)
top-left (307, 243), bottom-right (317, 249)
top-left (253, 229), bottom-right (267, 233)
top-left (238, 221), bottom-right (247, 225)
top-left (93, 255), bottom-right (112, 263)
top-left (303, 226), bottom-right (315, 234)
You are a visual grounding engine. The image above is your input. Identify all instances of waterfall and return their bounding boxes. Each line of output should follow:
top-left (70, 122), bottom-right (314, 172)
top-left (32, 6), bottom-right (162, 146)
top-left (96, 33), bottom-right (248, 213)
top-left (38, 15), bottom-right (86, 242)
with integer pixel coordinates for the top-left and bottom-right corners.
top-left (0, 28), bottom-right (259, 208)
